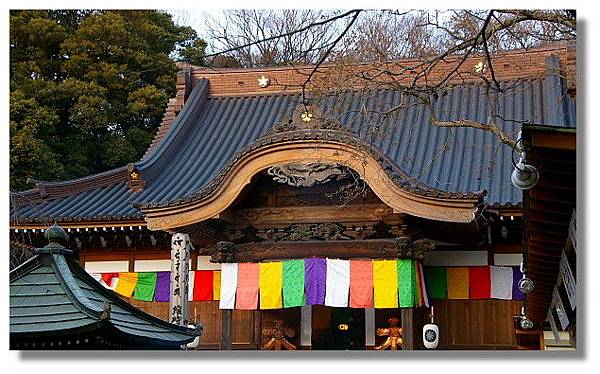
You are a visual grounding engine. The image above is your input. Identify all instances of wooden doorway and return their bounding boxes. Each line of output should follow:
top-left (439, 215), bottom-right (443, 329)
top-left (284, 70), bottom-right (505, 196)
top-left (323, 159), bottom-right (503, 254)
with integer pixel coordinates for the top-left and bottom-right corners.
top-left (312, 306), bottom-right (365, 350)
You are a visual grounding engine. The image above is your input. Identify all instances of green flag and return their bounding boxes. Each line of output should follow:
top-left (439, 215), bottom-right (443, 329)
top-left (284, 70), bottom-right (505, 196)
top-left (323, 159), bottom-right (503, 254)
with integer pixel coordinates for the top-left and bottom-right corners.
top-left (134, 272), bottom-right (157, 302)
top-left (426, 267), bottom-right (448, 299)
top-left (283, 260), bottom-right (306, 308)
top-left (398, 259), bottom-right (416, 307)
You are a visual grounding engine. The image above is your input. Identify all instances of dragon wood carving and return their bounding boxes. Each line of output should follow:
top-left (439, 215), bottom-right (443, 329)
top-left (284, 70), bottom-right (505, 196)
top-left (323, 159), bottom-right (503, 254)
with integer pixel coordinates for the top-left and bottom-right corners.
top-left (267, 162), bottom-right (347, 187)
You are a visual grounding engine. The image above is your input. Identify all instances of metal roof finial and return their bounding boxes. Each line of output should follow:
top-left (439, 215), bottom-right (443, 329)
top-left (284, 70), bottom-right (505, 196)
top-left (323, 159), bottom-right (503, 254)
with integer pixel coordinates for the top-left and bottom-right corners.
top-left (44, 222), bottom-right (67, 244)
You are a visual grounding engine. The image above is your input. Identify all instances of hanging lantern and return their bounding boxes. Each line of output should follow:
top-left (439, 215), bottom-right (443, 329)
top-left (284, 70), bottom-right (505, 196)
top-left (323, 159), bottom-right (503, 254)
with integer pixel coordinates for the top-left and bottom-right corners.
top-left (518, 262), bottom-right (534, 294)
top-left (423, 306), bottom-right (439, 349)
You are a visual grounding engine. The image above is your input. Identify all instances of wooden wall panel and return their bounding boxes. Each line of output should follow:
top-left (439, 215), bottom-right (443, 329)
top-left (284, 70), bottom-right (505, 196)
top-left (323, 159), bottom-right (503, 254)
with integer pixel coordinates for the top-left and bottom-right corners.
top-left (128, 299), bottom-right (170, 321)
top-left (232, 310), bottom-right (256, 348)
top-left (125, 299), bottom-right (222, 348)
top-left (432, 300), bottom-right (522, 349)
top-left (190, 301), bottom-right (221, 346)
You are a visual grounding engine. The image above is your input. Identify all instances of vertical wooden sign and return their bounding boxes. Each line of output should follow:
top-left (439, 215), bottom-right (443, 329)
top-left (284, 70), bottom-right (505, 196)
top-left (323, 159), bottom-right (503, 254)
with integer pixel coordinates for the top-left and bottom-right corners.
top-left (170, 233), bottom-right (191, 326)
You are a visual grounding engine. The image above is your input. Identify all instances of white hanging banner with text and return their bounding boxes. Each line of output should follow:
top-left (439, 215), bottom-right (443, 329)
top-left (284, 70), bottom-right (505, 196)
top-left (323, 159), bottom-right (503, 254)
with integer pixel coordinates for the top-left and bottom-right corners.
top-left (559, 251), bottom-right (576, 311)
top-left (170, 233), bottom-right (191, 326)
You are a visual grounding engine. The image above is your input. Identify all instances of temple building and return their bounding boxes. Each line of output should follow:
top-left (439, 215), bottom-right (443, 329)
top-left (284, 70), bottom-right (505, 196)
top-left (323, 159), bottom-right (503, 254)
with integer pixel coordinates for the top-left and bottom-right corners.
top-left (9, 42), bottom-right (576, 350)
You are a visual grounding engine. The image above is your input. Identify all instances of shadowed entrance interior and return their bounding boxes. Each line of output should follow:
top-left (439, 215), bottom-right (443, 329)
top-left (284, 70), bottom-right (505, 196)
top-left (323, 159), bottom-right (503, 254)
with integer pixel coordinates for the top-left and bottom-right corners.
top-left (312, 306), bottom-right (365, 350)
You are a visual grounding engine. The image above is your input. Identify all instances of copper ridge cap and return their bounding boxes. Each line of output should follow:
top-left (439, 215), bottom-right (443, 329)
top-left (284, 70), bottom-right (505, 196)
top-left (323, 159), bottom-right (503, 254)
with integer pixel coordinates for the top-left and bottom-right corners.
top-left (185, 42), bottom-right (570, 74)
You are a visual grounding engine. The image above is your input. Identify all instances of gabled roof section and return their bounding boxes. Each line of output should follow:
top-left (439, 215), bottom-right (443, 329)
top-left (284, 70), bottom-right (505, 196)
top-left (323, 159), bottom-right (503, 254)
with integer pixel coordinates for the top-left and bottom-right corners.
top-left (10, 239), bottom-right (199, 349)
top-left (10, 45), bottom-right (576, 227)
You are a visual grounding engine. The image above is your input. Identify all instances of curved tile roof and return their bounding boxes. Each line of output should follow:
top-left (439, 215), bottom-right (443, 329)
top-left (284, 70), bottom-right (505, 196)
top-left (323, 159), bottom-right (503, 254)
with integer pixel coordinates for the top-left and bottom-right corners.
top-left (11, 56), bottom-right (576, 224)
top-left (10, 244), bottom-right (198, 348)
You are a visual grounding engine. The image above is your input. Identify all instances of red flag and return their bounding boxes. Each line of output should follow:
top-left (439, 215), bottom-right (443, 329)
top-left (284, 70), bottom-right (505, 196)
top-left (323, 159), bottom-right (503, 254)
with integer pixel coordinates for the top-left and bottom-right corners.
top-left (236, 263), bottom-right (260, 309)
top-left (193, 270), bottom-right (214, 301)
top-left (469, 266), bottom-right (491, 299)
top-left (349, 260), bottom-right (373, 308)
top-left (101, 273), bottom-right (119, 287)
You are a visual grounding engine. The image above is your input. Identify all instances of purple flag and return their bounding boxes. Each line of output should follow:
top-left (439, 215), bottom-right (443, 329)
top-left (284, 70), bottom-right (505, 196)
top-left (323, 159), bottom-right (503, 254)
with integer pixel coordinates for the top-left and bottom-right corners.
top-left (512, 267), bottom-right (524, 301)
top-left (305, 258), bottom-right (327, 305)
top-left (155, 271), bottom-right (171, 302)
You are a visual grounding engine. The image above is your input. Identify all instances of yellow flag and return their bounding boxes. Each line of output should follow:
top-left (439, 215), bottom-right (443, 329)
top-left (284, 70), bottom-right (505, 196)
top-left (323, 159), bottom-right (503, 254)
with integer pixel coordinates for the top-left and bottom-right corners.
top-left (115, 272), bottom-right (138, 298)
top-left (259, 262), bottom-right (283, 309)
top-left (447, 267), bottom-right (469, 299)
top-left (373, 260), bottom-right (398, 308)
top-left (213, 271), bottom-right (221, 301)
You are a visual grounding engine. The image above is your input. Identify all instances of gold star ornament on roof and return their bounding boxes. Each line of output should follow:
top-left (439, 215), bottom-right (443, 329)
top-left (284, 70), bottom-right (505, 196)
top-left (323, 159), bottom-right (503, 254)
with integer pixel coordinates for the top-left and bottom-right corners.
top-left (474, 61), bottom-right (486, 74)
top-left (258, 75), bottom-right (270, 88)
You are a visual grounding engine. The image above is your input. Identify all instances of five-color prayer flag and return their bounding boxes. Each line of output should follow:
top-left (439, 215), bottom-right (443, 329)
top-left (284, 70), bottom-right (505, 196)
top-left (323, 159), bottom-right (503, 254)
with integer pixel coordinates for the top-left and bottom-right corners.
top-left (305, 258), bottom-right (327, 305)
top-left (469, 266), bottom-right (491, 299)
top-left (447, 267), bottom-right (469, 299)
top-left (93, 260), bottom-right (524, 309)
top-left (373, 260), bottom-right (398, 308)
top-left (490, 266), bottom-right (513, 300)
top-left (325, 259), bottom-right (350, 307)
top-left (236, 263), bottom-right (259, 310)
top-left (259, 262), bottom-right (283, 309)
top-left (219, 263), bottom-right (238, 309)
top-left (283, 259), bottom-right (306, 308)
top-left (213, 271), bottom-right (221, 301)
top-left (426, 267), bottom-right (447, 299)
top-left (397, 259), bottom-right (416, 307)
top-left (349, 260), bottom-right (373, 308)
top-left (194, 270), bottom-right (214, 301)
top-left (134, 272), bottom-right (157, 301)
top-left (115, 272), bottom-right (138, 298)
top-left (154, 271), bottom-right (170, 302)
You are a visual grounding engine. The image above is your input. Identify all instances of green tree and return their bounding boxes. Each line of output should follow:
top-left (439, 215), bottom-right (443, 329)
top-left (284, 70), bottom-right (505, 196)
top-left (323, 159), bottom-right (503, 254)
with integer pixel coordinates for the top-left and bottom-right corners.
top-left (10, 10), bottom-right (207, 190)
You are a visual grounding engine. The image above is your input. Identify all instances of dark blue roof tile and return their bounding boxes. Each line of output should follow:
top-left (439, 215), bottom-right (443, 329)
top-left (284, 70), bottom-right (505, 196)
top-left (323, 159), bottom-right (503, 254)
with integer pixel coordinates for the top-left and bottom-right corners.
top-left (12, 69), bottom-right (576, 223)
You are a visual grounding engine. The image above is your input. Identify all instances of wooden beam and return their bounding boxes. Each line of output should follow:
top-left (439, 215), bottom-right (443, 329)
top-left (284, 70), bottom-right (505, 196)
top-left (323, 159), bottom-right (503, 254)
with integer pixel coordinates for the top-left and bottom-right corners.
top-left (212, 238), bottom-right (434, 263)
top-left (253, 311), bottom-right (262, 350)
top-left (531, 130), bottom-right (576, 150)
top-left (220, 309), bottom-right (232, 350)
top-left (401, 308), bottom-right (414, 350)
top-left (229, 204), bottom-right (398, 228)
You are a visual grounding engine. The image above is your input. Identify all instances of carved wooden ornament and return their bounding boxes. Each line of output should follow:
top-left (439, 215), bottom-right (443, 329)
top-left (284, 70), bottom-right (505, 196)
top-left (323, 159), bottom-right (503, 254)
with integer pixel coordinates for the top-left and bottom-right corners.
top-left (142, 140), bottom-right (481, 230)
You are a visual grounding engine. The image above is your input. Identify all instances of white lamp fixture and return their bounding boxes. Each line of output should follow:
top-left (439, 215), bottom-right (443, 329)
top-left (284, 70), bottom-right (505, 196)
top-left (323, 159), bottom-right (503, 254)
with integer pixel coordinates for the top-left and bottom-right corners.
top-left (511, 159), bottom-right (539, 190)
top-left (511, 134), bottom-right (538, 190)
top-left (518, 261), bottom-right (534, 294)
top-left (423, 306), bottom-right (439, 349)
top-left (517, 307), bottom-right (534, 330)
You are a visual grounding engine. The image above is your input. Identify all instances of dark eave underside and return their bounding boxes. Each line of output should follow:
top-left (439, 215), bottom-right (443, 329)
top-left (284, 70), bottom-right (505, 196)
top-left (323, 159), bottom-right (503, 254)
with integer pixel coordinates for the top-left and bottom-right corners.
top-left (523, 126), bottom-right (576, 325)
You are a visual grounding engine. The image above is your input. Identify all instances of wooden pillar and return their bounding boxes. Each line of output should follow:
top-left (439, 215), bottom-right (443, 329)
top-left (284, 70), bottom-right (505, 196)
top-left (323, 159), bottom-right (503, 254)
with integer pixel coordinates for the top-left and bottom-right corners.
top-left (300, 305), bottom-right (312, 349)
top-left (365, 308), bottom-right (375, 348)
top-left (401, 308), bottom-right (414, 350)
top-left (253, 311), bottom-right (262, 350)
top-left (220, 309), bottom-right (233, 350)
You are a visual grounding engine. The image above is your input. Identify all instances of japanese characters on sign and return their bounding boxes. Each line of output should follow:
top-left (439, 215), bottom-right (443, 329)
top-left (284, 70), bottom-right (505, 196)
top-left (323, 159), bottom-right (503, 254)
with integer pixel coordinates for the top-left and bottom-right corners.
top-left (170, 233), bottom-right (191, 326)
top-left (559, 251), bottom-right (576, 311)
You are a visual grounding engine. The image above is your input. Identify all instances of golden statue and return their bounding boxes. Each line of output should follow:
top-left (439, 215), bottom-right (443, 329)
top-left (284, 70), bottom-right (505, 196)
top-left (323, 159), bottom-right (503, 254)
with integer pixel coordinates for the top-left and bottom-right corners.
top-left (375, 317), bottom-right (403, 350)
top-left (262, 319), bottom-right (296, 350)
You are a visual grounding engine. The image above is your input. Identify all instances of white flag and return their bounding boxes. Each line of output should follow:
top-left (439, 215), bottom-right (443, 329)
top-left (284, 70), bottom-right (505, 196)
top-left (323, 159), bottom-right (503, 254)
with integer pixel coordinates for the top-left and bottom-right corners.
top-left (560, 251), bottom-right (576, 310)
top-left (219, 263), bottom-right (238, 310)
top-left (490, 266), bottom-right (513, 300)
top-left (325, 259), bottom-right (350, 307)
top-left (552, 288), bottom-right (569, 330)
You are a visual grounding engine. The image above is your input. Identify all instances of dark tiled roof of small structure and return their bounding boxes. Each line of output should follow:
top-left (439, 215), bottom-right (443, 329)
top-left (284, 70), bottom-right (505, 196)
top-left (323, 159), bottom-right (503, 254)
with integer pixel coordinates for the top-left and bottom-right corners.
top-left (12, 55), bottom-right (576, 224)
top-left (10, 243), bottom-right (198, 348)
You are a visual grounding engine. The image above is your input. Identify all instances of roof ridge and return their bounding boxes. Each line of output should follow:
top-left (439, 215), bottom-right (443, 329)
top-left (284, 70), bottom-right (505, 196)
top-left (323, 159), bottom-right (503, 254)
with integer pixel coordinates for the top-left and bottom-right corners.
top-left (136, 78), bottom-right (210, 179)
top-left (25, 166), bottom-right (129, 202)
top-left (188, 42), bottom-right (570, 74)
